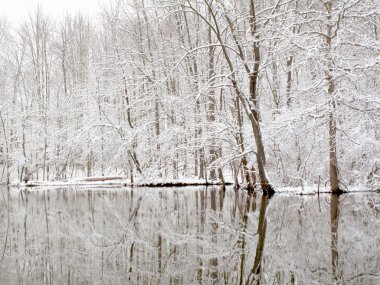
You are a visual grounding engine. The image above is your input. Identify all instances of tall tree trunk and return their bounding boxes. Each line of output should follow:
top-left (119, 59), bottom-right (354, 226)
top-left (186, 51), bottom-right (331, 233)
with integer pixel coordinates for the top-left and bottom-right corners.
top-left (198, 0), bottom-right (274, 194)
top-left (207, 5), bottom-right (217, 180)
top-left (0, 112), bottom-right (10, 184)
top-left (325, 1), bottom-right (340, 193)
top-left (286, 55), bottom-right (293, 108)
top-left (177, 9), bottom-right (202, 179)
top-left (233, 97), bottom-right (254, 191)
top-left (249, 0), bottom-right (273, 194)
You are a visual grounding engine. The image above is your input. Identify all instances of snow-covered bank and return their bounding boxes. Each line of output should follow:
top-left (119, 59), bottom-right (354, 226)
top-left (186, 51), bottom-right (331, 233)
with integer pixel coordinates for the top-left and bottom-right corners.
top-left (7, 177), bottom-right (379, 195)
top-left (274, 185), bottom-right (380, 195)
top-left (9, 176), bottom-right (232, 189)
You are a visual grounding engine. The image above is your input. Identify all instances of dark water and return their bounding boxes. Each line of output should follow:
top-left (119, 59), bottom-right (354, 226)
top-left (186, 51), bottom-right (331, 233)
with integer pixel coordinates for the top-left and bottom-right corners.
top-left (0, 186), bottom-right (379, 285)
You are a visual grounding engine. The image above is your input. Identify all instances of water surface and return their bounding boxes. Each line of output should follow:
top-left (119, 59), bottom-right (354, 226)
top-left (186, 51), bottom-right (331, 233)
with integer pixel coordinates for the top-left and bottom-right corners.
top-left (0, 186), bottom-right (379, 284)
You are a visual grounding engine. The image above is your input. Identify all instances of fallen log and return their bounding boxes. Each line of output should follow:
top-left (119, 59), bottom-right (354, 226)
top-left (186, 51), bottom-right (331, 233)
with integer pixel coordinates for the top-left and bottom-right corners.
top-left (82, 176), bottom-right (123, 182)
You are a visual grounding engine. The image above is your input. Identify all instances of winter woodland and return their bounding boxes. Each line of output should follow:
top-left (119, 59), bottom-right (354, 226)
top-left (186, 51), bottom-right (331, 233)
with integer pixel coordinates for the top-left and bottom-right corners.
top-left (0, 0), bottom-right (379, 193)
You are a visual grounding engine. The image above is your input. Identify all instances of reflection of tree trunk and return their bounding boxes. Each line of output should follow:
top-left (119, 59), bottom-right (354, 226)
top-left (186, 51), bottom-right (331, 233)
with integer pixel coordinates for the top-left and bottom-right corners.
top-left (219, 186), bottom-right (226, 210)
top-left (252, 196), bottom-right (268, 274)
top-left (158, 235), bottom-right (162, 274)
top-left (247, 195), bottom-right (270, 284)
top-left (128, 242), bottom-right (134, 277)
top-left (238, 195), bottom-right (251, 285)
top-left (1, 190), bottom-right (10, 264)
top-left (209, 189), bottom-right (218, 283)
top-left (195, 191), bottom-right (202, 283)
top-left (44, 191), bottom-right (51, 284)
top-left (330, 194), bottom-right (340, 283)
top-left (237, 193), bottom-right (259, 285)
top-left (232, 191), bottom-right (239, 220)
top-left (197, 189), bottom-right (206, 283)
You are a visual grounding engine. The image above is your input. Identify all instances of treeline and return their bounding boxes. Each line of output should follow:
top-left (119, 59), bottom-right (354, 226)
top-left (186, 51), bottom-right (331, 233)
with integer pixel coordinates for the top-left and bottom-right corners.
top-left (0, 0), bottom-right (378, 192)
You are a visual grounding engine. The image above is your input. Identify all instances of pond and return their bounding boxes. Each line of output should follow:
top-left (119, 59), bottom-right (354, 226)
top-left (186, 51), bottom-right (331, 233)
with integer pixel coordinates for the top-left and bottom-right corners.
top-left (0, 186), bottom-right (379, 284)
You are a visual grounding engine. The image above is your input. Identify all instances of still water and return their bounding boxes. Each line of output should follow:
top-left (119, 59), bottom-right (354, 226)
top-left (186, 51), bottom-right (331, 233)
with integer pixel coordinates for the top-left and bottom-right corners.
top-left (0, 186), bottom-right (379, 285)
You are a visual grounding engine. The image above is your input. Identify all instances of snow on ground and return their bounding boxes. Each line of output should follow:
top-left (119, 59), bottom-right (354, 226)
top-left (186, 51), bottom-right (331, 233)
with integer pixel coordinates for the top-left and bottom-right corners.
top-left (8, 177), bottom-right (379, 195)
top-left (276, 185), bottom-right (379, 194)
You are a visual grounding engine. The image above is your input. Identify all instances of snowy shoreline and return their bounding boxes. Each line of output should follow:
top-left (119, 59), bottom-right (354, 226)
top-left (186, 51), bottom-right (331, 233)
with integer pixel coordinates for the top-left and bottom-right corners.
top-left (9, 177), bottom-right (231, 188)
top-left (6, 177), bottom-right (378, 195)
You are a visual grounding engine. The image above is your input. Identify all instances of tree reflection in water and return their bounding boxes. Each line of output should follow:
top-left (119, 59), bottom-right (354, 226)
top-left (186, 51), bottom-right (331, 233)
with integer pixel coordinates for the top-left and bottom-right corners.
top-left (0, 186), bottom-right (379, 284)
top-left (245, 193), bottom-right (270, 285)
top-left (330, 194), bottom-right (340, 283)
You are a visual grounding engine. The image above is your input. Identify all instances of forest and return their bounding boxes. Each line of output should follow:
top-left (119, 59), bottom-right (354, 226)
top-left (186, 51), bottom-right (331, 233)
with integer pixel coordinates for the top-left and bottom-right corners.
top-left (0, 0), bottom-right (379, 193)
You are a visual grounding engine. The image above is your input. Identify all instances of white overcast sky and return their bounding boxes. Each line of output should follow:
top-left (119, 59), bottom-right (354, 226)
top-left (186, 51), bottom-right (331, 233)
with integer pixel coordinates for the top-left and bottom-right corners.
top-left (0, 0), bottom-right (103, 27)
